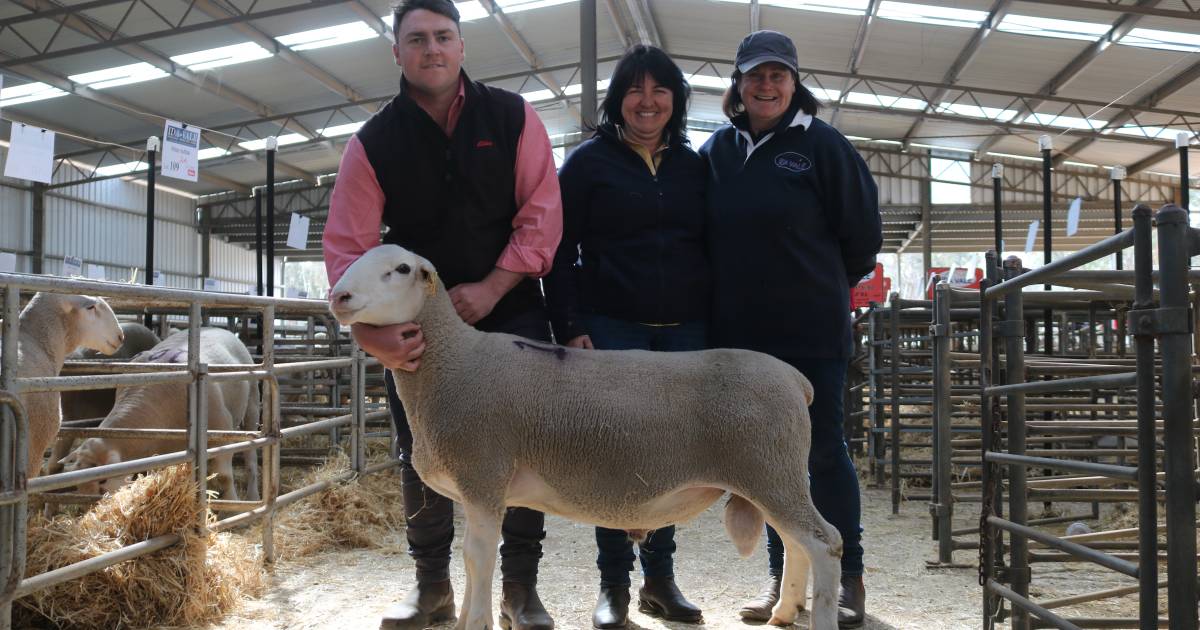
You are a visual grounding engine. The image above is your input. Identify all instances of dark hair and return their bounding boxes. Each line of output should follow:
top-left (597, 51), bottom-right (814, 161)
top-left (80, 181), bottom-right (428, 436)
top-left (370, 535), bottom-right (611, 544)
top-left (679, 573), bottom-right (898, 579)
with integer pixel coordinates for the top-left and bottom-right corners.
top-left (598, 45), bottom-right (691, 145)
top-left (392, 0), bottom-right (461, 40)
top-left (721, 68), bottom-right (819, 120)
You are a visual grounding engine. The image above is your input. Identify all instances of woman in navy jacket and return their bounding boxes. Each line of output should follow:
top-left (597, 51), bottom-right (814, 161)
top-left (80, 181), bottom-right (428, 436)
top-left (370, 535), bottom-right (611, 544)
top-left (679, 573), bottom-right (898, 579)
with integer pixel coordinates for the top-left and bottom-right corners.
top-left (699, 31), bottom-right (882, 628)
top-left (544, 45), bottom-right (708, 629)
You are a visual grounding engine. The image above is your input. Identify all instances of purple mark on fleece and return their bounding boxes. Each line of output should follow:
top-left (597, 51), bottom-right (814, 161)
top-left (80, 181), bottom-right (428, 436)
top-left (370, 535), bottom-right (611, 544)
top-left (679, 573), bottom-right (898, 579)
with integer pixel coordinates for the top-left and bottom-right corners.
top-left (512, 340), bottom-right (567, 361)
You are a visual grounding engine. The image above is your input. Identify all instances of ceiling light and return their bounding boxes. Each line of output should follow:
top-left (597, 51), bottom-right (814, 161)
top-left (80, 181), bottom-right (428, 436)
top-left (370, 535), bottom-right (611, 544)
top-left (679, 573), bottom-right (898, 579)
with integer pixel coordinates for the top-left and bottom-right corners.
top-left (171, 42), bottom-right (273, 71)
top-left (69, 62), bottom-right (168, 89)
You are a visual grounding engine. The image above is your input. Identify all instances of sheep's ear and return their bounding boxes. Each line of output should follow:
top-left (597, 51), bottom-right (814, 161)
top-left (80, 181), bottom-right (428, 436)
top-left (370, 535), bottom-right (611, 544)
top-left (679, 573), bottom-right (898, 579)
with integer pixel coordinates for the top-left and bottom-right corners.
top-left (57, 452), bottom-right (78, 468)
top-left (422, 267), bottom-right (438, 297)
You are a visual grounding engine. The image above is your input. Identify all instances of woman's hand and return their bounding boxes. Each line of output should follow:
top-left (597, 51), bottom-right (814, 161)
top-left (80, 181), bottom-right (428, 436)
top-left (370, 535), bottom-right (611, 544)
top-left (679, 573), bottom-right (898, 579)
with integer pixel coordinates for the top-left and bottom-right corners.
top-left (351, 322), bottom-right (425, 371)
top-left (567, 335), bottom-right (594, 349)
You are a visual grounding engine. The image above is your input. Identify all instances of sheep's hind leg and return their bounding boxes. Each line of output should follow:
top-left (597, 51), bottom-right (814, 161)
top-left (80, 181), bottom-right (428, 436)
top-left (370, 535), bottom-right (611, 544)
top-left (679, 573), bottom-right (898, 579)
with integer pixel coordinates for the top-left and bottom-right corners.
top-left (457, 503), bottom-right (503, 630)
top-left (763, 503), bottom-right (841, 630)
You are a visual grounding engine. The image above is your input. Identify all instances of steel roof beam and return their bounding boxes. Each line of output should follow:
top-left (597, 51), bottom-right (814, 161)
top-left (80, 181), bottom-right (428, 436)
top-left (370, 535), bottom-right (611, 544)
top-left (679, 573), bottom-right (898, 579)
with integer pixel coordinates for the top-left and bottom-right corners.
top-left (831, 0), bottom-right (881, 129)
top-left (476, 0), bottom-right (582, 123)
top-left (974, 0), bottom-right (1161, 155)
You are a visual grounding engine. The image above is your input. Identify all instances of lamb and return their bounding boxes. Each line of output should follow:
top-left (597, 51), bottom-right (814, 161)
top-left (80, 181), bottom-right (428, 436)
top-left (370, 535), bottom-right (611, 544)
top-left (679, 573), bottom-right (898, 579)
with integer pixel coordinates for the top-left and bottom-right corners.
top-left (4, 292), bottom-right (125, 479)
top-left (328, 245), bottom-right (842, 630)
top-left (58, 327), bottom-right (260, 501)
top-left (47, 323), bottom-right (160, 476)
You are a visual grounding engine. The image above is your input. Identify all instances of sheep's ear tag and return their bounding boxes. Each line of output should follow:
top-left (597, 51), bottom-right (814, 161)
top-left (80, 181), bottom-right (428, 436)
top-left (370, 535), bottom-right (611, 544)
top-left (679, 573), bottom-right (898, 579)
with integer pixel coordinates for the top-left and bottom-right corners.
top-left (424, 269), bottom-right (438, 297)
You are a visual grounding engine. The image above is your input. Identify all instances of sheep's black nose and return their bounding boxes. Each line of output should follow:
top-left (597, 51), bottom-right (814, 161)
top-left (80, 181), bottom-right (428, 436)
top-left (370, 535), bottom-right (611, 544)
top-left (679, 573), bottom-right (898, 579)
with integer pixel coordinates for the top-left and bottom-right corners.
top-left (330, 291), bottom-right (352, 305)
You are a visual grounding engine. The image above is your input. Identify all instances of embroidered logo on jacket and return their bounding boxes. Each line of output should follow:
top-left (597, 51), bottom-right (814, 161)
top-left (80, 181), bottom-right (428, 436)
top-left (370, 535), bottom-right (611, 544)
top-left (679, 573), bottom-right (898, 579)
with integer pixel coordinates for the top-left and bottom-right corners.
top-left (774, 152), bottom-right (812, 173)
top-left (476, 139), bottom-right (494, 148)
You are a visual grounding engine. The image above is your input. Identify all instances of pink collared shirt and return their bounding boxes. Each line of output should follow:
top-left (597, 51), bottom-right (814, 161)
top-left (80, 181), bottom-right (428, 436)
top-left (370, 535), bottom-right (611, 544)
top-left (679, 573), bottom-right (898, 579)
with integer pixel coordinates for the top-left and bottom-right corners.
top-left (323, 78), bottom-right (563, 287)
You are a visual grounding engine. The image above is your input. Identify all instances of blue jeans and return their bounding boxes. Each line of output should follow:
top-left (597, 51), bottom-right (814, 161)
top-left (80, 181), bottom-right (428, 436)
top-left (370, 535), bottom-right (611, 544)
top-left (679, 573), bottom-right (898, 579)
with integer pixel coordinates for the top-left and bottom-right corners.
top-left (584, 313), bottom-right (708, 586)
top-left (765, 356), bottom-right (864, 577)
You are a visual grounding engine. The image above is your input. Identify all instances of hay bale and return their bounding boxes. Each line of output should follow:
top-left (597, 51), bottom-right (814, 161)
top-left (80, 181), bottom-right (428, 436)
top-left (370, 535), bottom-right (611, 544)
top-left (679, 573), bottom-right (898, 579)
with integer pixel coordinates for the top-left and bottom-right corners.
top-left (272, 451), bottom-right (405, 560)
top-left (16, 465), bottom-right (264, 629)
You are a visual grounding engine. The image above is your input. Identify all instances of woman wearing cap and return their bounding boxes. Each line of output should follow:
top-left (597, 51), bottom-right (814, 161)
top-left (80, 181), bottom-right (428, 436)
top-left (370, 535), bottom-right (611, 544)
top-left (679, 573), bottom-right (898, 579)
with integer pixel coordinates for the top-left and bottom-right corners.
top-left (698, 30), bottom-right (881, 628)
top-left (544, 45), bottom-right (708, 629)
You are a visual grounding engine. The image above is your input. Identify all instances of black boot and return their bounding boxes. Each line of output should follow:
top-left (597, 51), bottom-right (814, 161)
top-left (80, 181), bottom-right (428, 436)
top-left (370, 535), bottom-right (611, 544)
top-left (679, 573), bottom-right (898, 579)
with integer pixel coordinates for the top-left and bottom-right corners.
top-left (379, 580), bottom-right (455, 630)
top-left (499, 581), bottom-right (554, 630)
top-left (838, 574), bottom-right (866, 628)
top-left (591, 585), bottom-right (630, 629)
top-left (638, 576), bottom-right (702, 623)
top-left (738, 574), bottom-right (781, 621)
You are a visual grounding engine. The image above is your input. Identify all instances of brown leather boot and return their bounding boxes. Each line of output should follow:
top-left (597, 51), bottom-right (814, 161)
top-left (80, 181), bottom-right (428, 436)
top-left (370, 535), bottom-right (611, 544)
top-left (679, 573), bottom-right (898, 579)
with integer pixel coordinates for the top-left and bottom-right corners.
top-left (638, 576), bottom-right (702, 623)
top-left (591, 585), bottom-right (630, 629)
top-left (379, 580), bottom-right (455, 630)
top-left (499, 581), bottom-right (554, 630)
top-left (838, 574), bottom-right (866, 628)
top-left (738, 574), bottom-right (781, 621)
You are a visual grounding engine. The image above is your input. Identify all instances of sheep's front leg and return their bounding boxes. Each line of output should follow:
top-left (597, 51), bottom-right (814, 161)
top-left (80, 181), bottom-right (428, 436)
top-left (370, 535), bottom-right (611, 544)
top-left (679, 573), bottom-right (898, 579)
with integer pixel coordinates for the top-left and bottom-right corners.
top-left (212, 454), bottom-right (239, 501)
top-left (457, 503), bottom-right (503, 630)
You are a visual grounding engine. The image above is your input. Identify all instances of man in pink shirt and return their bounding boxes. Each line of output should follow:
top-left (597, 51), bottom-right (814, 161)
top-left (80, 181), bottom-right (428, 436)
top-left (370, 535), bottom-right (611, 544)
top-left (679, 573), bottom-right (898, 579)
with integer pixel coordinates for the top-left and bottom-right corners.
top-left (322, 1), bottom-right (562, 628)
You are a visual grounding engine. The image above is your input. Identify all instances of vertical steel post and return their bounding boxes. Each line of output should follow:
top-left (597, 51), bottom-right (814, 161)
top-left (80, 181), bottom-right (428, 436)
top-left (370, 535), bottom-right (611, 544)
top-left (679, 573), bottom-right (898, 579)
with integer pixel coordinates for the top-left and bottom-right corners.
top-left (0, 288), bottom-right (22, 630)
top-left (1112, 166), bottom-right (1125, 270)
top-left (933, 282), bottom-right (953, 563)
top-left (1130, 204), bottom-right (1158, 629)
top-left (1002, 256), bottom-right (1030, 630)
top-left (1039, 135), bottom-right (1052, 356)
top-left (265, 138), bottom-right (277, 298)
top-left (1153, 204), bottom-right (1198, 630)
top-left (350, 342), bottom-right (363, 474)
top-left (254, 190), bottom-right (263, 297)
top-left (194, 364), bottom-right (210, 536)
top-left (889, 294), bottom-right (902, 514)
top-left (580, 0), bottom-right (597, 130)
top-left (992, 163), bottom-right (1003, 259)
top-left (1178, 133), bottom-right (1190, 213)
top-left (261, 305), bottom-right (276, 563)
top-left (144, 137), bottom-right (159, 329)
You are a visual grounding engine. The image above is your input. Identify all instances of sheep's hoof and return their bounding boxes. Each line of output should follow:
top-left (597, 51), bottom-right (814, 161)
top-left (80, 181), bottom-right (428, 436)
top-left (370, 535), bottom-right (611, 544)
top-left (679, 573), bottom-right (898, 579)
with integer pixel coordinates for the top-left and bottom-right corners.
top-left (767, 615), bottom-right (793, 627)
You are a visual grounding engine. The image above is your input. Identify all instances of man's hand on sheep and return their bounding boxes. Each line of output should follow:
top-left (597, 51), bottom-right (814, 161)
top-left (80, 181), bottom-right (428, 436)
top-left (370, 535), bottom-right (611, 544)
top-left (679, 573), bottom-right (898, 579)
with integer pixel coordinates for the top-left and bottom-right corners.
top-left (447, 267), bottom-right (523, 325)
top-left (567, 335), bottom-right (594, 349)
top-left (351, 322), bottom-right (425, 371)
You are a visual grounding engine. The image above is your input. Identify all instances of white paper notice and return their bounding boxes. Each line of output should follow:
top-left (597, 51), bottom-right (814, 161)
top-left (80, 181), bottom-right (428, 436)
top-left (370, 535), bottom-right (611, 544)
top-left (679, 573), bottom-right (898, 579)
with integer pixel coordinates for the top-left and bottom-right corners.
top-left (152, 270), bottom-right (162, 285)
top-left (1066, 197), bottom-right (1082, 237)
top-left (161, 120), bottom-right (200, 182)
top-left (287, 213), bottom-right (310, 249)
top-left (62, 255), bottom-right (82, 277)
top-left (286, 287), bottom-right (300, 299)
top-left (4, 124), bottom-right (55, 184)
top-left (204, 278), bottom-right (218, 292)
top-left (1025, 220), bottom-right (1040, 253)
top-left (87, 264), bottom-right (106, 280)
top-left (0, 252), bottom-right (15, 273)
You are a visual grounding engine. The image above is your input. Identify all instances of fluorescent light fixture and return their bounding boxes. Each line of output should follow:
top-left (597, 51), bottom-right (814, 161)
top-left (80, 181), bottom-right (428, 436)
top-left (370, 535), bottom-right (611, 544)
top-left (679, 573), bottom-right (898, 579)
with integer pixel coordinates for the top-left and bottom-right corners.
top-left (498, 0), bottom-right (577, 12)
top-left (997, 14), bottom-right (1109, 42)
top-left (521, 88), bottom-right (557, 102)
top-left (810, 87), bottom-right (842, 101)
top-left (238, 133), bottom-right (307, 151)
top-left (277, 21), bottom-right (378, 51)
top-left (1120, 28), bottom-right (1200, 53)
top-left (1025, 112), bottom-right (1107, 130)
top-left (171, 42), bottom-right (273, 71)
top-left (69, 62), bottom-right (168, 89)
top-left (688, 74), bottom-right (732, 90)
top-left (844, 135), bottom-right (873, 141)
top-left (873, 139), bottom-right (904, 145)
top-left (1145, 170), bottom-right (1180, 179)
top-left (95, 160), bottom-right (146, 177)
top-left (911, 142), bottom-right (973, 154)
top-left (1062, 160), bottom-right (1099, 168)
top-left (845, 91), bottom-right (926, 110)
top-left (714, 0), bottom-right (867, 16)
top-left (319, 121), bottom-right (365, 137)
top-left (936, 102), bottom-right (1017, 122)
top-left (1112, 125), bottom-right (1194, 141)
top-left (563, 79), bottom-right (610, 96)
top-left (878, 1), bottom-right (986, 28)
top-left (197, 147), bottom-right (230, 160)
top-left (0, 82), bottom-right (68, 106)
top-left (987, 151), bottom-right (1043, 162)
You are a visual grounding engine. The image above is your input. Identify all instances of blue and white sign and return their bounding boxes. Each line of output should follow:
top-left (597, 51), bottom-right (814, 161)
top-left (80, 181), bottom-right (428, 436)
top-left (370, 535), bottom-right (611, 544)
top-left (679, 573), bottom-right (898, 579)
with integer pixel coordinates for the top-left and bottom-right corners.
top-left (1066, 197), bottom-right (1082, 237)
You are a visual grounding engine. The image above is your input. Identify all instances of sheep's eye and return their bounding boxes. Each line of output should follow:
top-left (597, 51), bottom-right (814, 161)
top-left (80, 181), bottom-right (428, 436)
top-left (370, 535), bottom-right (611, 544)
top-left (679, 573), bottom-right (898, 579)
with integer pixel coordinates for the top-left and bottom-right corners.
top-left (86, 304), bottom-right (95, 311)
top-left (396, 264), bottom-right (411, 274)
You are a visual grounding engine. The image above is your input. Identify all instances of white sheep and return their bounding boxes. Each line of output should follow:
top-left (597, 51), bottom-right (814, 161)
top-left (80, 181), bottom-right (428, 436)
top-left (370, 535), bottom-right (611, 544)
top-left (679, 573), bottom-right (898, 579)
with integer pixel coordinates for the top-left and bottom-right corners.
top-left (328, 245), bottom-right (842, 630)
top-left (58, 327), bottom-right (260, 501)
top-left (4, 292), bottom-right (125, 479)
top-left (47, 323), bottom-right (160, 476)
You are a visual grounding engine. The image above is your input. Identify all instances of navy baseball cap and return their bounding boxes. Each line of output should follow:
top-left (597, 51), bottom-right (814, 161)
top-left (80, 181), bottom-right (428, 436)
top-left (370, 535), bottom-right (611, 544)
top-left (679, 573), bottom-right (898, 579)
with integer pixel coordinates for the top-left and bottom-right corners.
top-left (735, 30), bottom-right (798, 74)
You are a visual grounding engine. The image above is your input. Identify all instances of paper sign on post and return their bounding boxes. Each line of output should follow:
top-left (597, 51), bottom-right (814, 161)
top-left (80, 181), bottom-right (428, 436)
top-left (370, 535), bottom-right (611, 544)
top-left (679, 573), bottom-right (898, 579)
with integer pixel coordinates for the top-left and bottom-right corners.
top-left (1025, 220), bottom-right (1039, 253)
top-left (204, 278), bottom-right (218, 292)
top-left (62, 255), bottom-right (82, 277)
top-left (161, 120), bottom-right (200, 182)
top-left (286, 287), bottom-right (300, 299)
top-left (152, 270), bottom-right (162, 285)
top-left (87, 264), bottom-right (106, 280)
top-left (1066, 197), bottom-right (1082, 236)
top-left (4, 124), bottom-right (55, 184)
top-left (0, 252), bottom-right (15, 273)
top-left (287, 213), bottom-right (310, 249)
